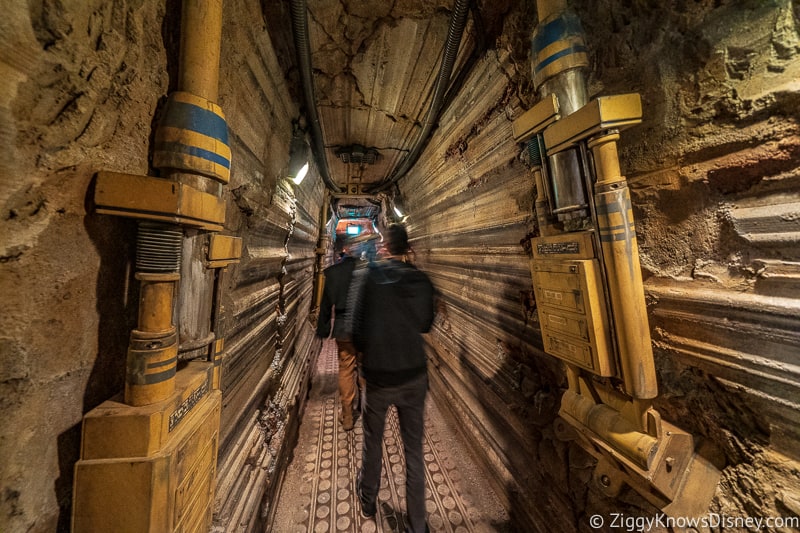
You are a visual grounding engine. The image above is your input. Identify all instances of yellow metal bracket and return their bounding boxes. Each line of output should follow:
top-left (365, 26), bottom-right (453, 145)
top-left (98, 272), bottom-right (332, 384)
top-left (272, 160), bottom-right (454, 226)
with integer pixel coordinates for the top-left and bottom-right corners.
top-left (543, 93), bottom-right (642, 155)
top-left (94, 171), bottom-right (225, 231)
top-left (511, 93), bottom-right (560, 143)
top-left (207, 234), bottom-right (242, 268)
top-left (73, 363), bottom-right (222, 532)
top-left (557, 408), bottom-right (723, 518)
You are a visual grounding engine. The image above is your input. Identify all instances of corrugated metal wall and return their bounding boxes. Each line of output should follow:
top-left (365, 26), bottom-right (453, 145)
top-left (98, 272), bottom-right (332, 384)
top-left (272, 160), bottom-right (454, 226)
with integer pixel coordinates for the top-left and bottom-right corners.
top-left (211, 1), bottom-right (325, 529)
top-left (397, 1), bottom-right (800, 528)
top-left (398, 49), bottom-right (579, 531)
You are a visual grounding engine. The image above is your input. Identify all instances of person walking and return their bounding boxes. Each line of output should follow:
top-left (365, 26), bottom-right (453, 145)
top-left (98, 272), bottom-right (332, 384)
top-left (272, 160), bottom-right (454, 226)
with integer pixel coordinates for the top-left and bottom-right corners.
top-left (352, 223), bottom-right (435, 533)
top-left (316, 241), bottom-right (361, 431)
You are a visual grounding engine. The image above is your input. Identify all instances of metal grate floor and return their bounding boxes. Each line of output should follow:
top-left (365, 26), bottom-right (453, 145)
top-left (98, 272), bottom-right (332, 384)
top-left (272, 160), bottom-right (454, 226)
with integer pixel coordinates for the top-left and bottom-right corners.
top-left (271, 339), bottom-right (510, 532)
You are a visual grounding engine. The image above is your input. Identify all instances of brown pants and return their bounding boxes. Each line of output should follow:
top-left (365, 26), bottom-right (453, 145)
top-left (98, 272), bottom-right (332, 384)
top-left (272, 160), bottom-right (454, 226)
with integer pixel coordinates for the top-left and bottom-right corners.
top-left (336, 339), bottom-right (363, 424)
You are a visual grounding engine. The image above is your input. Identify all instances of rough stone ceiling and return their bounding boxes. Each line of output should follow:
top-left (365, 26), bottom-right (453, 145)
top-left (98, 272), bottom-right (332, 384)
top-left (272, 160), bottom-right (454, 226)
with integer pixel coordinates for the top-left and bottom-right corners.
top-left (264, 0), bottom-right (515, 197)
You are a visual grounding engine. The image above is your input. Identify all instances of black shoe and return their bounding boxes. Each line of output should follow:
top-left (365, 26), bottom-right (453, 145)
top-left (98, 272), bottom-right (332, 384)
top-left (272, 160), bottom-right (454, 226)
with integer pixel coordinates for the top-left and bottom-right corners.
top-left (356, 483), bottom-right (376, 518)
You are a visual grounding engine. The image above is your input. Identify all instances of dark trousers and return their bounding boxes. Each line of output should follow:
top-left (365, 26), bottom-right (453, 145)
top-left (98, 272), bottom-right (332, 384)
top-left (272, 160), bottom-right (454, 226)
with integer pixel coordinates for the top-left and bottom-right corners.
top-left (359, 372), bottom-right (428, 533)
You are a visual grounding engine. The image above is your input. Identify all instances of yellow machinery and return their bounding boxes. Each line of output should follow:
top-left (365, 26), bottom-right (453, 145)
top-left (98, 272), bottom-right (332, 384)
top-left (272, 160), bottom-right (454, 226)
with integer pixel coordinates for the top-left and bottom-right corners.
top-left (72, 1), bottom-right (241, 531)
top-left (512, 0), bottom-right (722, 516)
top-left (73, 365), bottom-right (221, 532)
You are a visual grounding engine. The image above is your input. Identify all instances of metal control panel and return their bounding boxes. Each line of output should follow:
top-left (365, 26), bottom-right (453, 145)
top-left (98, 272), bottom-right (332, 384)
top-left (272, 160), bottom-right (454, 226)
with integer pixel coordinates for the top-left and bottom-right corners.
top-left (72, 363), bottom-right (220, 533)
top-left (530, 232), bottom-right (615, 376)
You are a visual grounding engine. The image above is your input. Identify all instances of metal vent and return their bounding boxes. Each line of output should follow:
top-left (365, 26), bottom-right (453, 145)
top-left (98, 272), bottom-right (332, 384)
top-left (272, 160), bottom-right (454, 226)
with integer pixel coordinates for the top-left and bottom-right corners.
top-left (336, 145), bottom-right (378, 165)
top-left (337, 203), bottom-right (379, 219)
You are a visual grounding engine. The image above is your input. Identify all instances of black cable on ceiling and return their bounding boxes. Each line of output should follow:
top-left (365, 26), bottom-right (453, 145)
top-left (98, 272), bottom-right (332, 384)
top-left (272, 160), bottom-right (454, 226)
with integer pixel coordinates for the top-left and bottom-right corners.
top-left (369, 0), bottom-right (471, 194)
top-left (289, 0), bottom-right (342, 193)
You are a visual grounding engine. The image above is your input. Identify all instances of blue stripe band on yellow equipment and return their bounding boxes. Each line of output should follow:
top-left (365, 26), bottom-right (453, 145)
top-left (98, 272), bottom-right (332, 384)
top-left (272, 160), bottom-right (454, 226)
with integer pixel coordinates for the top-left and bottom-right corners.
top-left (599, 222), bottom-right (636, 232)
top-left (532, 12), bottom-right (585, 55)
top-left (154, 92), bottom-right (231, 181)
top-left (599, 231), bottom-right (634, 243)
top-left (156, 141), bottom-right (231, 170)
top-left (141, 366), bottom-right (178, 384)
top-left (161, 100), bottom-right (229, 145)
top-left (157, 126), bottom-right (232, 161)
top-left (147, 356), bottom-right (178, 369)
top-left (596, 200), bottom-right (632, 216)
top-left (534, 45), bottom-right (588, 75)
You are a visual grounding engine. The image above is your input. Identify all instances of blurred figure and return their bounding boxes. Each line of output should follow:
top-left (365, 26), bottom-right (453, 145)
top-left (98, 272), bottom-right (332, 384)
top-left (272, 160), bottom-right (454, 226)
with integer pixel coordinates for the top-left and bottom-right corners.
top-left (352, 223), bottom-right (435, 533)
top-left (316, 241), bottom-right (361, 431)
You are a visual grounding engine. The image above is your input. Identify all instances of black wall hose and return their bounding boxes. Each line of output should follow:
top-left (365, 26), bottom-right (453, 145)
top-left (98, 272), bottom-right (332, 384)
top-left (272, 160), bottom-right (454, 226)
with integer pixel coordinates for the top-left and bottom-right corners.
top-left (371, 0), bottom-right (471, 193)
top-left (290, 0), bottom-right (342, 193)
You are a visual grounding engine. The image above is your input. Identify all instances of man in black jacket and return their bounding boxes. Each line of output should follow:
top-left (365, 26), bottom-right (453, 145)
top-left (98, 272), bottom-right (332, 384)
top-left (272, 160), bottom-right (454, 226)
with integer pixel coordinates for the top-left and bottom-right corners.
top-left (353, 224), bottom-right (435, 533)
top-left (316, 242), bottom-right (361, 430)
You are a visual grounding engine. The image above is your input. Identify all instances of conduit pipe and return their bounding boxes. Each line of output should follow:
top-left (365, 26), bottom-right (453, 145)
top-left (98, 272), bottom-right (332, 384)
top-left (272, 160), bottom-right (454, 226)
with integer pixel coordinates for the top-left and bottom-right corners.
top-left (530, 0), bottom-right (657, 403)
top-left (179, 0), bottom-right (223, 102)
top-left (125, 0), bottom-right (228, 405)
top-left (518, 0), bottom-right (721, 513)
top-left (290, 0), bottom-right (341, 193)
top-left (589, 132), bottom-right (657, 399)
top-left (372, 0), bottom-right (470, 193)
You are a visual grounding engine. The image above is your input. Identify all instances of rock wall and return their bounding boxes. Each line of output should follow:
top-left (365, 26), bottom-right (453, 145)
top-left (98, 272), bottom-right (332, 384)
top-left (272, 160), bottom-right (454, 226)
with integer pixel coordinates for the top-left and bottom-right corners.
top-left (1, 1), bottom-right (323, 532)
top-left (2, 1), bottom-right (168, 531)
top-left (408, 0), bottom-right (800, 531)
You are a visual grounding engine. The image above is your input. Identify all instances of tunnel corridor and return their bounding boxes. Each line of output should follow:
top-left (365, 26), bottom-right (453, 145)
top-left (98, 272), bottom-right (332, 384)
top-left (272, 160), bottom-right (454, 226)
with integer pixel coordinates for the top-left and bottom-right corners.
top-left (271, 339), bottom-right (509, 533)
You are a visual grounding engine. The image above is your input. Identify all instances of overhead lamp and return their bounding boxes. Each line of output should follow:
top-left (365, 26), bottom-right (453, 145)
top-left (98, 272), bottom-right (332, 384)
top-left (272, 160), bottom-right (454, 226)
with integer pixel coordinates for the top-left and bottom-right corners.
top-left (293, 161), bottom-right (309, 184)
top-left (390, 193), bottom-right (407, 222)
top-left (289, 122), bottom-right (310, 185)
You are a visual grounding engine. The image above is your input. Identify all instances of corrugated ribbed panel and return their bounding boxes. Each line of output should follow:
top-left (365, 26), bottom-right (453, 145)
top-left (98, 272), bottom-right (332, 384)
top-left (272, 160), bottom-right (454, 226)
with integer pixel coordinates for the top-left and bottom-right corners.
top-left (399, 51), bottom-right (575, 531)
top-left (309, 5), bottom-right (457, 187)
top-left (212, 2), bottom-right (325, 529)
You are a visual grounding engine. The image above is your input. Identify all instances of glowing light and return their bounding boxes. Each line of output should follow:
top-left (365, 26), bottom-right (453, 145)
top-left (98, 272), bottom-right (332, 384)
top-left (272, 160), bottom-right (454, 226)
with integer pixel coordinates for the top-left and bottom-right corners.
top-left (292, 162), bottom-right (309, 184)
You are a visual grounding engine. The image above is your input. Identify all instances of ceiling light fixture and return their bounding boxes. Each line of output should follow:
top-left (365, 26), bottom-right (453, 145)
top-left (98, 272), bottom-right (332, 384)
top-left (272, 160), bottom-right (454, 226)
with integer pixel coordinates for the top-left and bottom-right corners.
top-left (336, 144), bottom-right (379, 165)
top-left (293, 162), bottom-right (309, 184)
top-left (289, 121), bottom-right (311, 185)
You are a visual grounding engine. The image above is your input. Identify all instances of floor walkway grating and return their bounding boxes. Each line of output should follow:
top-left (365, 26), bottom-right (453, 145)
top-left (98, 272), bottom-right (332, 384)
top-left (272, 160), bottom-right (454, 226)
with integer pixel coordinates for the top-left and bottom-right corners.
top-left (271, 339), bottom-right (510, 532)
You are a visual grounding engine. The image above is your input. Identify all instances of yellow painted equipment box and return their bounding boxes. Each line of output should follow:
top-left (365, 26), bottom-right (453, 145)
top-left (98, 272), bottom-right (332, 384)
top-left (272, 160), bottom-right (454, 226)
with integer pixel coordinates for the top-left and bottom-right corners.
top-left (72, 363), bottom-right (220, 533)
top-left (530, 232), bottom-right (615, 376)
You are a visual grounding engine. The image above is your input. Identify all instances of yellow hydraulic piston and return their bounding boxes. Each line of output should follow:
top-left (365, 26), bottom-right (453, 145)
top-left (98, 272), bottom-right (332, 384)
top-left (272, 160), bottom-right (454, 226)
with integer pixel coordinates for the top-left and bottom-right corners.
top-left (589, 132), bottom-right (657, 400)
top-left (151, 0), bottom-right (230, 367)
top-left (74, 1), bottom-right (229, 531)
top-left (126, 272), bottom-right (181, 406)
top-left (512, 1), bottom-right (722, 515)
